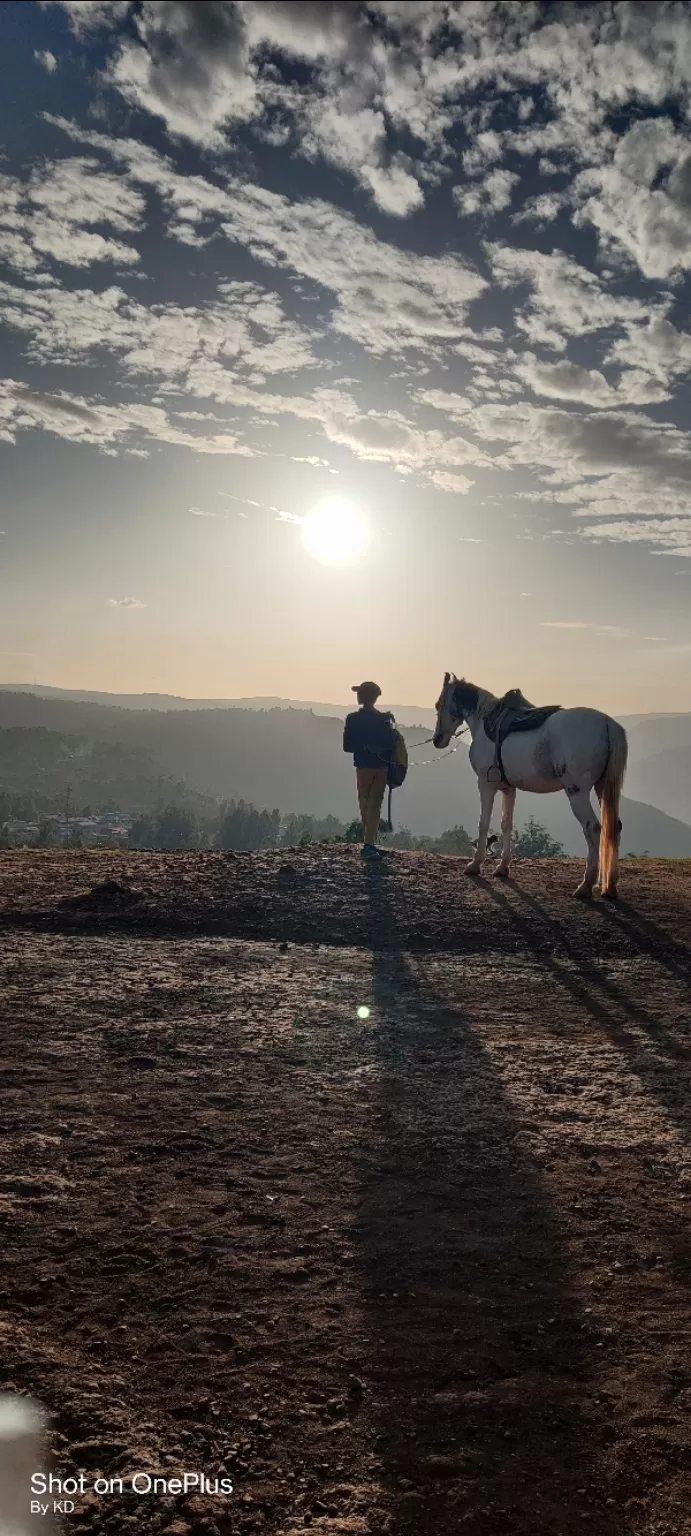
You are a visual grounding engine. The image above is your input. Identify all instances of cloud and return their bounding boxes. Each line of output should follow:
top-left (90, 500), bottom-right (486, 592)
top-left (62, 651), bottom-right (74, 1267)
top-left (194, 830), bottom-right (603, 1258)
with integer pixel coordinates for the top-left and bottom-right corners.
top-left (572, 117), bottom-right (691, 281)
top-left (541, 622), bottom-right (631, 637)
top-left (52, 1), bottom-right (130, 34)
top-left (107, 1), bottom-right (258, 151)
top-left (454, 169), bottom-right (519, 218)
top-left (0, 157), bottom-right (143, 275)
top-left (0, 379), bottom-right (257, 456)
top-left (44, 119), bottom-right (486, 358)
top-left (514, 355), bottom-right (670, 409)
top-left (606, 314), bottom-right (691, 385)
top-left (15, 6), bottom-right (691, 565)
top-left (420, 389), bottom-right (691, 556)
top-left (217, 184), bottom-right (487, 359)
top-left (0, 274), bottom-right (321, 381)
top-left (428, 470), bottom-right (475, 495)
top-left (35, 48), bottom-right (58, 72)
top-left (54, 0), bottom-right (430, 212)
top-left (487, 243), bottom-right (654, 352)
top-left (579, 519), bottom-right (691, 557)
top-left (45, 0), bottom-right (691, 247)
top-left (106, 596), bottom-right (146, 608)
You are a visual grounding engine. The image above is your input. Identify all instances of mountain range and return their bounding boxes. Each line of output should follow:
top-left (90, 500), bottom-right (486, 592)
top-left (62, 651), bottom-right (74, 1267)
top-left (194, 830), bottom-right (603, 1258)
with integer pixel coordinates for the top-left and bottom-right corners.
top-left (0, 685), bottom-right (690, 856)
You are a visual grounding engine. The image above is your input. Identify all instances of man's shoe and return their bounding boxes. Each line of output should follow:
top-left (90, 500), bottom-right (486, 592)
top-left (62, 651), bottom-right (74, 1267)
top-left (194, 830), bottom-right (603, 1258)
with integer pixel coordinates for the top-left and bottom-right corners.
top-left (361, 844), bottom-right (381, 859)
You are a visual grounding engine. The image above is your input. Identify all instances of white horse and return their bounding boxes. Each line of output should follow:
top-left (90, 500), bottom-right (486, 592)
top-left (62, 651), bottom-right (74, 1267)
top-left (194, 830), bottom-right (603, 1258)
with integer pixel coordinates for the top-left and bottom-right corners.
top-left (433, 674), bottom-right (628, 899)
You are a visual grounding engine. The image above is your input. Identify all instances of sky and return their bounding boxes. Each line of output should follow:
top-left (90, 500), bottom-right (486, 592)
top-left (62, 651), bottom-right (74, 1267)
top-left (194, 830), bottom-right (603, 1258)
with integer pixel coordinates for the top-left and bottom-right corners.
top-left (2, 0), bottom-right (691, 713)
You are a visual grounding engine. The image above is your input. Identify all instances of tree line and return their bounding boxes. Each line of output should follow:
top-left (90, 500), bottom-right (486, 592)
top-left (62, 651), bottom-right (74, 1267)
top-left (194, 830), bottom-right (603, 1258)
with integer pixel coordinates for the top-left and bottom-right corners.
top-left (130, 804), bottom-right (565, 856)
top-left (0, 798), bottom-right (565, 858)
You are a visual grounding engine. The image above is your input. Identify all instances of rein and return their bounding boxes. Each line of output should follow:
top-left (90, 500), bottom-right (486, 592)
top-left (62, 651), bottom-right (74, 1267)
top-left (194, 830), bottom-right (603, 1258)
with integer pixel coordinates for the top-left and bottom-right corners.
top-left (384, 722), bottom-right (467, 834)
top-left (407, 722), bottom-right (468, 767)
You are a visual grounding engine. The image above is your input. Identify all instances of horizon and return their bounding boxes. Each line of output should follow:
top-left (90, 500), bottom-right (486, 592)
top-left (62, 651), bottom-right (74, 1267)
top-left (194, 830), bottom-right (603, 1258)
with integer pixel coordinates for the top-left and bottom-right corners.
top-left (0, 678), bottom-right (689, 728)
top-left (2, 4), bottom-right (691, 712)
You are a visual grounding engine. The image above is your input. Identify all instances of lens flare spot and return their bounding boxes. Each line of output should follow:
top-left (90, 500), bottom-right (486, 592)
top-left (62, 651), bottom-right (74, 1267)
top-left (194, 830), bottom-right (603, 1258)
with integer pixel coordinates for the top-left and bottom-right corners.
top-left (357, 1005), bottom-right (371, 1020)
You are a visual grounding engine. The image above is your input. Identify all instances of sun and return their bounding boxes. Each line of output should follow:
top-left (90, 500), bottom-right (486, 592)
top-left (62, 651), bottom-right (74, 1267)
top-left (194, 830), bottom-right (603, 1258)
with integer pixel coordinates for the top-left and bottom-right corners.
top-left (301, 498), bottom-right (370, 566)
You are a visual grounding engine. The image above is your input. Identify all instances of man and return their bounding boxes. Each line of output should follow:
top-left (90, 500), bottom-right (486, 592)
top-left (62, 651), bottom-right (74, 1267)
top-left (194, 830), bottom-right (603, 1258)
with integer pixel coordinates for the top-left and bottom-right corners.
top-left (343, 681), bottom-right (396, 858)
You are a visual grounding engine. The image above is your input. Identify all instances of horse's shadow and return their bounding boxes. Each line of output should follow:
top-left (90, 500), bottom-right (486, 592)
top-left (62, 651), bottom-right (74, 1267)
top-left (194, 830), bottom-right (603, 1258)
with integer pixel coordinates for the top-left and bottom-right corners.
top-left (602, 895), bottom-right (691, 988)
top-left (487, 875), bottom-right (691, 1102)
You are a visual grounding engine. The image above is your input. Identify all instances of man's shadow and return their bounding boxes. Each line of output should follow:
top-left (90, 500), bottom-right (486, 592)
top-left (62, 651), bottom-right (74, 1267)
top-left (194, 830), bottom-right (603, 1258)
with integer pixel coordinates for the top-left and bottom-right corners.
top-left (353, 860), bottom-right (620, 1535)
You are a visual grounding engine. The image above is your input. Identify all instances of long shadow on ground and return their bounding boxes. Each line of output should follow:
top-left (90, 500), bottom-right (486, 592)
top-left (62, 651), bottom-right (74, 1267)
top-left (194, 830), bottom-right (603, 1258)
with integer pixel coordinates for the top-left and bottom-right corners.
top-left (353, 861), bottom-right (621, 1536)
top-left (490, 880), bottom-right (691, 1136)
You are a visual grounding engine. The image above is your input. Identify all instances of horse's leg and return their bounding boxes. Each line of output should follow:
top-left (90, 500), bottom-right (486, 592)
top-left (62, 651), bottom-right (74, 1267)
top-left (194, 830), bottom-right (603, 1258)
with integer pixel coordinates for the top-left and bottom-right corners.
top-left (494, 787), bottom-right (516, 879)
top-left (566, 787), bottom-right (601, 899)
top-left (465, 781), bottom-right (497, 876)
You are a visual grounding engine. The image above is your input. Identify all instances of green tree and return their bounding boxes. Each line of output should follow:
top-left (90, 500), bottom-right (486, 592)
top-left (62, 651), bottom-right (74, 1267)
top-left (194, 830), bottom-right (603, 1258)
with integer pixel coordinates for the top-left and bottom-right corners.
top-left (36, 817), bottom-right (59, 848)
top-left (383, 824), bottom-right (474, 854)
top-left (154, 804), bottom-right (201, 850)
top-left (128, 805), bottom-right (203, 850)
top-left (385, 826), bottom-right (419, 850)
top-left (429, 825), bottom-right (474, 856)
top-left (216, 799), bottom-right (281, 851)
top-left (513, 817), bottom-right (564, 857)
top-left (129, 813), bottom-right (156, 848)
top-left (280, 812), bottom-right (346, 846)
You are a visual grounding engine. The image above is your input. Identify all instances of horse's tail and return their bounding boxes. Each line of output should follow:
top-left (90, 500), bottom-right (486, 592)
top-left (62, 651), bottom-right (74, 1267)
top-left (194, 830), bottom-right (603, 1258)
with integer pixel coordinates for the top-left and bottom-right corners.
top-left (598, 718), bottom-right (628, 896)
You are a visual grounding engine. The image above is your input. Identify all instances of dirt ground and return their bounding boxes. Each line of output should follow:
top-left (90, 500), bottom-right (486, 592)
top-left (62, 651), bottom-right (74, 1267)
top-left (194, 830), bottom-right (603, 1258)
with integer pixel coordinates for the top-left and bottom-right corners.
top-left (2, 848), bottom-right (691, 1536)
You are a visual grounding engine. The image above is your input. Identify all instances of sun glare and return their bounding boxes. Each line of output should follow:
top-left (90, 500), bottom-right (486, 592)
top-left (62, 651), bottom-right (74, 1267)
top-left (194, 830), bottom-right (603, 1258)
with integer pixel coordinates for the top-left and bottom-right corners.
top-left (301, 498), bottom-right (370, 566)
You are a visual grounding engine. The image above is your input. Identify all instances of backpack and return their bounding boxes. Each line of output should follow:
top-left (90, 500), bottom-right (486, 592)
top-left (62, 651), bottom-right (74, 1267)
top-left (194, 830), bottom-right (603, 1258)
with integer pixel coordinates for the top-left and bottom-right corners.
top-left (383, 728), bottom-right (408, 832)
top-left (387, 728), bottom-right (408, 789)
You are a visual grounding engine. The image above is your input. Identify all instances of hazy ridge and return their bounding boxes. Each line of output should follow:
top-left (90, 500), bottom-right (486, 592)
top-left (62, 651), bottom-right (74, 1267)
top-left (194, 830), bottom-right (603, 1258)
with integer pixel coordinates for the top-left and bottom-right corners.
top-left (0, 687), bottom-right (690, 856)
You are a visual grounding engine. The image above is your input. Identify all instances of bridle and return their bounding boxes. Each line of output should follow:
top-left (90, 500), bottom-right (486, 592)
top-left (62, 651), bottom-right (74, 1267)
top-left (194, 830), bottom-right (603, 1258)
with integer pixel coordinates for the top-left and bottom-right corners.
top-left (408, 685), bottom-right (469, 764)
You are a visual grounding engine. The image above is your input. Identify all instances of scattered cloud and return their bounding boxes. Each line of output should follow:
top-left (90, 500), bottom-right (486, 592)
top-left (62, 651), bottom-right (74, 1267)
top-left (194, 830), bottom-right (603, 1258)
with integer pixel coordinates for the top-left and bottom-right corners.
top-left (9, 2), bottom-right (691, 574)
top-left (0, 379), bottom-right (256, 457)
top-left (514, 355), bottom-right (670, 409)
top-left (541, 622), bottom-right (631, 637)
top-left (0, 157), bottom-right (143, 275)
top-left (454, 169), bottom-right (520, 218)
top-left (106, 596), bottom-right (146, 608)
top-left (0, 273), bottom-right (321, 380)
top-left (35, 48), bottom-right (58, 72)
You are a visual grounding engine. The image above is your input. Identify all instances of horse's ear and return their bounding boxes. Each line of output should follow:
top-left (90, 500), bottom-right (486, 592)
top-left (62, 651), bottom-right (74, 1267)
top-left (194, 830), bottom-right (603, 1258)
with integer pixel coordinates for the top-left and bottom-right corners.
top-left (443, 671), bottom-right (450, 687)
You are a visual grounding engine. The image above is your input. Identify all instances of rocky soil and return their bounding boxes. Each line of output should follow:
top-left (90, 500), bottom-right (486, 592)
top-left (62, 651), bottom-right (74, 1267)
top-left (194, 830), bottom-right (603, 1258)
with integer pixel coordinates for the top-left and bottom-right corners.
top-left (1, 848), bottom-right (691, 1536)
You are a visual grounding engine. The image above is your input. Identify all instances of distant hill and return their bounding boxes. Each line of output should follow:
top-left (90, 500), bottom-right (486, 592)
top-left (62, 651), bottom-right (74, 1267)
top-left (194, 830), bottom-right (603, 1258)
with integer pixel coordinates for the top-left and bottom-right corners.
top-left (625, 744), bottom-right (691, 828)
top-left (0, 689), bottom-right (690, 855)
top-left (624, 712), bottom-right (691, 763)
top-left (3, 682), bottom-right (690, 739)
top-left (0, 683), bottom-right (435, 728)
top-left (0, 723), bottom-right (217, 816)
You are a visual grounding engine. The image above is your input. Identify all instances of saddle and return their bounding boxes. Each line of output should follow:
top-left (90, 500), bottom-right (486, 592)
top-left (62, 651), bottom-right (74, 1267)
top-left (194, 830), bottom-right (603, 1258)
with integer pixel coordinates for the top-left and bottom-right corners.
top-left (483, 689), bottom-right (562, 788)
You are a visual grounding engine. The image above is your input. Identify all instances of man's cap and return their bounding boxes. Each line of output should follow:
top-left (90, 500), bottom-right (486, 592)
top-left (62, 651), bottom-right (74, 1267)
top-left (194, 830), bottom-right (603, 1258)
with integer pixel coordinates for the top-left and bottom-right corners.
top-left (352, 681), bottom-right (381, 698)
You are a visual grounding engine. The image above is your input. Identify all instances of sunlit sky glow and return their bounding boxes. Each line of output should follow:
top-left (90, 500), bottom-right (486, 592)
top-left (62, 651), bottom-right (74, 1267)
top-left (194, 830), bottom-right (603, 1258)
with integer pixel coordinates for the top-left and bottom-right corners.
top-left (302, 500), bottom-right (371, 566)
top-left (2, 1), bottom-right (691, 712)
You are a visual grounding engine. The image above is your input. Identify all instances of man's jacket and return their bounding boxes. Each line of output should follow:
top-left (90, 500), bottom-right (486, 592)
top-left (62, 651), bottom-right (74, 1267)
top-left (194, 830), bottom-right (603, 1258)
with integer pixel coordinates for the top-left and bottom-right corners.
top-left (343, 707), bottom-right (396, 769)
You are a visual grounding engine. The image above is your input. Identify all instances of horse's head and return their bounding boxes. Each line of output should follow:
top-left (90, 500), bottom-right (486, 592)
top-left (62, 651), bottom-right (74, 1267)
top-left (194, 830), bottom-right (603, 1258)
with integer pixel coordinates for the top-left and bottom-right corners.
top-left (434, 672), bottom-right (480, 747)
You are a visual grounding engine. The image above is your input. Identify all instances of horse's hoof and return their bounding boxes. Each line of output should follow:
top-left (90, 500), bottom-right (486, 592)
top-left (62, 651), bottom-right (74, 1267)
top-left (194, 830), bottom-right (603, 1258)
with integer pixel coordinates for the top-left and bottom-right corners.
top-left (464, 862), bottom-right (482, 877)
top-left (573, 883), bottom-right (593, 900)
top-left (600, 887), bottom-right (618, 902)
top-left (493, 866), bottom-right (510, 880)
